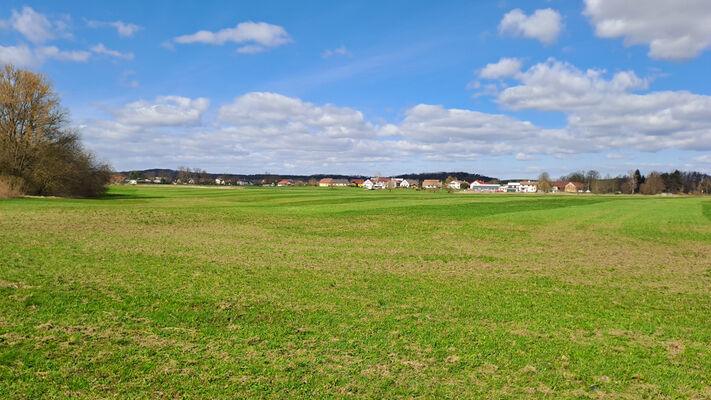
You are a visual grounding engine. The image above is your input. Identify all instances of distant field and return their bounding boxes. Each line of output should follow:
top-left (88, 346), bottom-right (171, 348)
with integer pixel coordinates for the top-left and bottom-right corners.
top-left (1, 186), bottom-right (710, 398)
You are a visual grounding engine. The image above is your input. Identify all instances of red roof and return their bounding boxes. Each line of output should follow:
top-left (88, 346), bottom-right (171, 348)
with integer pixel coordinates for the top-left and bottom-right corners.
top-left (350, 179), bottom-right (365, 184)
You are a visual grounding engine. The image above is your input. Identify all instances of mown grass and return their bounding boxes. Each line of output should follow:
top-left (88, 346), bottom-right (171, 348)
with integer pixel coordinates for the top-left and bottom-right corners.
top-left (1, 186), bottom-right (710, 398)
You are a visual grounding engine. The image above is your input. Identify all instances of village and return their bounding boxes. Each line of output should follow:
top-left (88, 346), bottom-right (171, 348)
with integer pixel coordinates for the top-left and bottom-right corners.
top-left (316, 177), bottom-right (588, 193)
top-left (124, 174), bottom-right (588, 193)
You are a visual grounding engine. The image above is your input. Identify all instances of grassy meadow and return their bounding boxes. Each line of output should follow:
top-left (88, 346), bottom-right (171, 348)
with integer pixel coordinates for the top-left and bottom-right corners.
top-left (1, 185), bottom-right (710, 398)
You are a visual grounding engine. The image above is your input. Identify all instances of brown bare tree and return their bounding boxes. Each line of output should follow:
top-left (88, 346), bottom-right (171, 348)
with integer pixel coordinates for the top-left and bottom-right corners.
top-left (0, 65), bottom-right (110, 197)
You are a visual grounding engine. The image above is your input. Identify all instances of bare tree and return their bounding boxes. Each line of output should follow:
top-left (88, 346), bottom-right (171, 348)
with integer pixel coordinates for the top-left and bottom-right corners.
top-left (640, 171), bottom-right (665, 195)
top-left (0, 65), bottom-right (110, 197)
top-left (538, 172), bottom-right (552, 193)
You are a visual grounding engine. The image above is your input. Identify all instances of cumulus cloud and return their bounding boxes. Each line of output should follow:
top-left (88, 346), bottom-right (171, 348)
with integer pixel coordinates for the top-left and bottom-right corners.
top-left (90, 43), bottom-right (134, 60)
top-left (0, 44), bottom-right (90, 67)
top-left (497, 58), bottom-right (711, 151)
top-left (584, 0), bottom-right (711, 61)
top-left (218, 92), bottom-right (377, 140)
top-left (173, 21), bottom-right (291, 53)
top-left (479, 57), bottom-right (522, 79)
top-left (113, 96), bottom-right (210, 126)
top-left (87, 20), bottom-right (142, 37)
top-left (322, 45), bottom-right (352, 58)
top-left (79, 79), bottom-right (711, 173)
top-left (9, 6), bottom-right (70, 43)
top-left (498, 8), bottom-right (563, 45)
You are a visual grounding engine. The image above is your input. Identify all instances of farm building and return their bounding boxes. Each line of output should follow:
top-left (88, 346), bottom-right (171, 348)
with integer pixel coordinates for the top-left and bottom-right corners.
top-left (277, 179), bottom-right (293, 187)
top-left (422, 180), bottom-right (442, 189)
top-left (330, 179), bottom-right (350, 187)
top-left (469, 180), bottom-right (500, 192)
top-left (319, 178), bottom-right (333, 187)
top-left (350, 179), bottom-right (364, 187)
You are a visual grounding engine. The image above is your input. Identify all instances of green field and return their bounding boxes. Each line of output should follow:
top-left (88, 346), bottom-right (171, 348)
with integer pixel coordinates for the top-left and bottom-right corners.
top-left (1, 186), bottom-right (710, 398)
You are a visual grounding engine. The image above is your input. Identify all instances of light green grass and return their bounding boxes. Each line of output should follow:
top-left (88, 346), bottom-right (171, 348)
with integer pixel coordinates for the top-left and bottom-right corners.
top-left (1, 186), bottom-right (710, 398)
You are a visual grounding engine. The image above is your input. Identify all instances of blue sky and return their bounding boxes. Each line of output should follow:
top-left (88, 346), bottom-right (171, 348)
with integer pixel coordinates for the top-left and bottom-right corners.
top-left (2, 0), bottom-right (711, 178)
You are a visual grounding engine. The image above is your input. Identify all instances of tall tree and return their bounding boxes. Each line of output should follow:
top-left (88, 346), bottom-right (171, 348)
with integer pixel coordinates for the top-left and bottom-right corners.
top-left (0, 65), bottom-right (110, 197)
top-left (640, 172), bottom-right (665, 195)
top-left (538, 172), bottom-right (552, 193)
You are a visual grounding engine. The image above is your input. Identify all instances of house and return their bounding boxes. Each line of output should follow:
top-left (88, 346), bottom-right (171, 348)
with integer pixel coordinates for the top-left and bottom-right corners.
top-left (234, 180), bottom-right (250, 186)
top-left (422, 179), bottom-right (442, 189)
top-left (350, 178), bottom-right (365, 187)
top-left (319, 178), bottom-right (333, 187)
top-left (400, 179), bottom-right (419, 188)
top-left (128, 179), bottom-right (137, 185)
top-left (447, 180), bottom-right (468, 190)
top-left (331, 178), bottom-right (350, 187)
top-left (518, 181), bottom-right (538, 193)
top-left (277, 179), bottom-right (293, 187)
top-left (505, 182), bottom-right (520, 192)
top-left (373, 177), bottom-right (391, 189)
top-left (565, 182), bottom-right (585, 193)
top-left (469, 180), bottom-right (500, 192)
top-left (363, 179), bottom-right (375, 190)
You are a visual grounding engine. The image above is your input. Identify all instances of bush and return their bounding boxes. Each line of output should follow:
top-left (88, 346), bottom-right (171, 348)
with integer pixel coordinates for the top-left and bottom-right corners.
top-left (0, 175), bottom-right (25, 198)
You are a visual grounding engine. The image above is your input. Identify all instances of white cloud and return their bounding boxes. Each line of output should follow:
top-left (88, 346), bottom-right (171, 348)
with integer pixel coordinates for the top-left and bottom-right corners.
top-left (497, 58), bottom-right (711, 152)
top-left (218, 92), bottom-right (377, 140)
top-left (0, 44), bottom-right (90, 67)
top-left (322, 45), bottom-right (351, 58)
top-left (9, 6), bottom-right (68, 43)
top-left (36, 46), bottom-right (90, 62)
top-left (515, 152), bottom-right (536, 161)
top-left (78, 82), bottom-right (711, 173)
top-left (113, 96), bottom-right (210, 126)
top-left (479, 57), bottom-right (522, 79)
top-left (173, 21), bottom-right (291, 52)
top-left (498, 58), bottom-right (647, 111)
top-left (0, 45), bottom-right (37, 67)
top-left (87, 20), bottom-right (142, 37)
top-left (692, 155), bottom-right (711, 164)
top-left (583, 0), bottom-right (711, 61)
top-left (90, 43), bottom-right (134, 60)
top-left (236, 45), bottom-right (265, 54)
top-left (498, 8), bottom-right (563, 45)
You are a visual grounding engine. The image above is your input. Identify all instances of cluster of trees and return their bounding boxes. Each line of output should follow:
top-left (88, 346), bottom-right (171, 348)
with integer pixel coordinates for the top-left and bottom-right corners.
top-left (0, 65), bottom-right (111, 197)
top-left (537, 169), bottom-right (711, 195)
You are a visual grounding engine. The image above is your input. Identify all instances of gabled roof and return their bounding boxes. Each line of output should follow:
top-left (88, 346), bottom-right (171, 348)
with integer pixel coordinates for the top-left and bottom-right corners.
top-left (422, 179), bottom-right (442, 186)
top-left (319, 178), bottom-right (333, 184)
top-left (350, 178), bottom-right (365, 184)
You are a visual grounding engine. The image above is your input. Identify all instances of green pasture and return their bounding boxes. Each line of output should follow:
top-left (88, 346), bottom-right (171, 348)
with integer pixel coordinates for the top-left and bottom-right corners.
top-left (1, 185), bottom-right (710, 398)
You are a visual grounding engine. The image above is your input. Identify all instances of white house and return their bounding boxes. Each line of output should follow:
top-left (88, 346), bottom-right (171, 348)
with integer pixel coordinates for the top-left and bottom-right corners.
top-left (363, 179), bottom-right (375, 190)
top-left (519, 181), bottom-right (538, 193)
top-left (447, 180), bottom-right (467, 190)
top-left (400, 179), bottom-right (418, 188)
top-left (505, 182), bottom-right (520, 192)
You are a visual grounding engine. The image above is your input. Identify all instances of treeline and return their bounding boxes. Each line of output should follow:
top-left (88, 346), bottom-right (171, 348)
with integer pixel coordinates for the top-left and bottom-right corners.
top-left (0, 65), bottom-right (111, 198)
top-left (553, 169), bottom-right (711, 194)
top-left (121, 167), bottom-right (363, 185)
